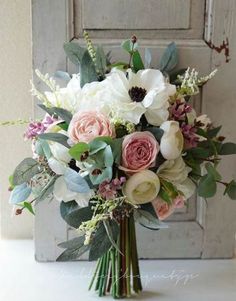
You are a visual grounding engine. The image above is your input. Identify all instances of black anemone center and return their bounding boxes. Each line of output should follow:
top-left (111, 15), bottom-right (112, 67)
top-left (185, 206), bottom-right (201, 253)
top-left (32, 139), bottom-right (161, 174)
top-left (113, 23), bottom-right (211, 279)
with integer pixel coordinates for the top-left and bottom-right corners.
top-left (128, 86), bottom-right (147, 102)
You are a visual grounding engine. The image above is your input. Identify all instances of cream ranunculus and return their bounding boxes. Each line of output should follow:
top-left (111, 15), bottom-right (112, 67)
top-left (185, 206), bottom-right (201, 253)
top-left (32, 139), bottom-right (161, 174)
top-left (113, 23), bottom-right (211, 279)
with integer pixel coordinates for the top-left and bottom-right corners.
top-left (123, 170), bottom-right (160, 204)
top-left (160, 121), bottom-right (184, 160)
top-left (105, 68), bottom-right (176, 125)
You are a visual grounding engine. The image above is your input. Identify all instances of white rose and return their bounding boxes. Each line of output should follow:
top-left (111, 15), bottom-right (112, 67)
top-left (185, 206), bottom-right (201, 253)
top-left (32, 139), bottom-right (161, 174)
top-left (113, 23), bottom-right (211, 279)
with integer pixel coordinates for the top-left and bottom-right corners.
top-left (123, 170), bottom-right (160, 204)
top-left (160, 121), bottom-right (184, 160)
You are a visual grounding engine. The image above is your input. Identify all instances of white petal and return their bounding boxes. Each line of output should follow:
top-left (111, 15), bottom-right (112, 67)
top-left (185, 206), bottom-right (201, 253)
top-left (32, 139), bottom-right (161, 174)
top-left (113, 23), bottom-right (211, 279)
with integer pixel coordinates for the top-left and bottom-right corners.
top-left (53, 176), bottom-right (78, 202)
top-left (48, 157), bottom-right (67, 175)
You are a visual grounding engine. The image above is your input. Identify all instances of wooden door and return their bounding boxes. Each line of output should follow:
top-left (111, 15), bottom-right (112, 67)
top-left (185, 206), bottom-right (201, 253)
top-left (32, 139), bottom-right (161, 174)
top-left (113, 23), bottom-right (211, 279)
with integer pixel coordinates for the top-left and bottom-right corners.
top-left (32, 0), bottom-right (236, 261)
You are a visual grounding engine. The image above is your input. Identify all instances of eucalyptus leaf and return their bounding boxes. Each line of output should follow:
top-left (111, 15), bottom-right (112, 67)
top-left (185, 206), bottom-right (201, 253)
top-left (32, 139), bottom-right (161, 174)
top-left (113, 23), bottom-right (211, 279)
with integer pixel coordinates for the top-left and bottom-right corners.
top-left (64, 168), bottom-right (90, 193)
top-left (9, 183), bottom-right (31, 204)
top-left (219, 142), bottom-right (236, 155)
top-left (224, 180), bottom-right (236, 200)
top-left (35, 139), bottom-right (52, 160)
top-left (159, 42), bottom-right (178, 72)
top-left (104, 145), bottom-right (114, 167)
top-left (60, 200), bottom-right (79, 221)
top-left (205, 163), bottom-right (222, 181)
top-left (134, 209), bottom-right (165, 230)
top-left (207, 126), bottom-right (222, 138)
top-left (80, 50), bottom-right (98, 87)
top-left (89, 223), bottom-right (111, 261)
top-left (146, 127), bottom-right (164, 142)
top-left (63, 42), bottom-right (86, 66)
top-left (144, 48), bottom-right (152, 68)
top-left (62, 206), bottom-right (93, 229)
top-left (54, 71), bottom-right (71, 82)
top-left (198, 174), bottom-right (216, 198)
top-left (57, 244), bottom-right (89, 261)
top-left (38, 133), bottom-right (70, 148)
top-left (12, 158), bottom-right (41, 186)
top-left (58, 235), bottom-right (85, 250)
top-left (96, 45), bottom-right (107, 77)
top-left (121, 39), bottom-right (133, 53)
top-left (111, 138), bottom-right (123, 165)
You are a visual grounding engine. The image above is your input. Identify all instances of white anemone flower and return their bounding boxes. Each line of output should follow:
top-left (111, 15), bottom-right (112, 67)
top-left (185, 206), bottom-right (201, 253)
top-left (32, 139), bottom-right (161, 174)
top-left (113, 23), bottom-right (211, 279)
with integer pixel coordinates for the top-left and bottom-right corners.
top-left (106, 68), bottom-right (176, 125)
top-left (53, 176), bottom-right (93, 207)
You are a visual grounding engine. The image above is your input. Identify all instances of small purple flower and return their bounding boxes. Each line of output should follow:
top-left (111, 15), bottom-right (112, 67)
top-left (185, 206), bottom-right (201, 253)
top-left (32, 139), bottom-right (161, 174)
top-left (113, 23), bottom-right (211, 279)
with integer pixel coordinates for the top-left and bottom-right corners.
top-left (170, 100), bottom-right (193, 121)
top-left (98, 177), bottom-right (126, 200)
top-left (24, 114), bottom-right (57, 140)
top-left (181, 123), bottom-right (199, 149)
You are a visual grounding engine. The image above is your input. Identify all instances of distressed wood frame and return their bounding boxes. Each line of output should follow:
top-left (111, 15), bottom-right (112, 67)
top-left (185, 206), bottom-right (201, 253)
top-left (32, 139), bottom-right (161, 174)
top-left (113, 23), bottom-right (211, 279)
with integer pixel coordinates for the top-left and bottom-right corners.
top-left (32, 0), bottom-right (236, 261)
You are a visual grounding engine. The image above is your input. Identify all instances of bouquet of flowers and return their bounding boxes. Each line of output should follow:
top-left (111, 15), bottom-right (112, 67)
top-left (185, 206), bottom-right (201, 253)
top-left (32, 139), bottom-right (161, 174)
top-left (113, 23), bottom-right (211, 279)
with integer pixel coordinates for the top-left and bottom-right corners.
top-left (7, 34), bottom-right (236, 298)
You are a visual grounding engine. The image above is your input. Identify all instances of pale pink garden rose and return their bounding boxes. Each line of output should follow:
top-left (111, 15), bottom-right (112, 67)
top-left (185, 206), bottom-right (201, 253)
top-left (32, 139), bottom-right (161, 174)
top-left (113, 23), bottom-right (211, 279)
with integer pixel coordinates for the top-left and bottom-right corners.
top-left (68, 110), bottom-right (114, 143)
top-left (120, 131), bottom-right (159, 173)
top-left (152, 197), bottom-right (175, 220)
top-left (173, 195), bottom-right (185, 209)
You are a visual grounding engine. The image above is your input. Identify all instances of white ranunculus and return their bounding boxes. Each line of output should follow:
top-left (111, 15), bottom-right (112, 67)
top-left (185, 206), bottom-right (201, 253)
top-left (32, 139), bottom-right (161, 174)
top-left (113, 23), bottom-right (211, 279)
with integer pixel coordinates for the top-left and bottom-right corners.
top-left (45, 74), bottom-right (82, 113)
top-left (105, 68), bottom-right (176, 125)
top-left (123, 170), bottom-right (160, 204)
top-left (53, 176), bottom-right (93, 207)
top-left (157, 156), bottom-right (191, 184)
top-left (160, 121), bottom-right (184, 160)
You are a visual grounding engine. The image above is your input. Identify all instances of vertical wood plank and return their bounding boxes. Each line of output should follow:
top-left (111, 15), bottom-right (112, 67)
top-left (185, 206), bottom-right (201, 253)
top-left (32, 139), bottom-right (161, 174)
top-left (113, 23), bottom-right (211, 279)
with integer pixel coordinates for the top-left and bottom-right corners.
top-left (32, 0), bottom-right (70, 261)
top-left (201, 0), bottom-right (236, 258)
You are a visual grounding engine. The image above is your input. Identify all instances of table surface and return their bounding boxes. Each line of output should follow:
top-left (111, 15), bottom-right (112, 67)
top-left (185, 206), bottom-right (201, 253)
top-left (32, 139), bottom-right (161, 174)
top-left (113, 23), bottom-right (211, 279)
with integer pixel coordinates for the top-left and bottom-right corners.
top-left (0, 240), bottom-right (236, 301)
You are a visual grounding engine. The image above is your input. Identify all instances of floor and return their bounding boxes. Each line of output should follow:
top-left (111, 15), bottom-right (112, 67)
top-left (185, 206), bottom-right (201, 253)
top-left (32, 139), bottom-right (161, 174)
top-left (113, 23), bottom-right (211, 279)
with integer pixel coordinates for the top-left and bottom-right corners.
top-left (0, 240), bottom-right (235, 301)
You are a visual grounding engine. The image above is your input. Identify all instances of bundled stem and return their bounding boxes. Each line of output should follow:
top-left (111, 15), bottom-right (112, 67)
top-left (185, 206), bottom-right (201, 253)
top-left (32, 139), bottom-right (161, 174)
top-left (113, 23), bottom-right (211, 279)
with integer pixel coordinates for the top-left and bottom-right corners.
top-left (89, 213), bottom-right (142, 298)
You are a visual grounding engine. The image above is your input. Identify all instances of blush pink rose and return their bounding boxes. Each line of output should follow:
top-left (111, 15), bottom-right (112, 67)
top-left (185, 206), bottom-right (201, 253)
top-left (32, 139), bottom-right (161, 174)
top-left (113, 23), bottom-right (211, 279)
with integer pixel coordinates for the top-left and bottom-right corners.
top-left (152, 197), bottom-right (175, 220)
top-left (120, 131), bottom-right (159, 173)
top-left (68, 111), bottom-right (114, 143)
top-left (173, 195), bottom-right (185, 209)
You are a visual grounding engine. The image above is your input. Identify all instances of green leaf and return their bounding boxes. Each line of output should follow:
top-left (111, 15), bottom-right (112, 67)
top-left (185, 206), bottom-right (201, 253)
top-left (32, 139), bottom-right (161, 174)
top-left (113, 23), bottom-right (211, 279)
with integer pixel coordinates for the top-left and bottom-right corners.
top-left (205, 163), bottom-right (222, 181)
top-left (62, 206), bottom-right (93, 229)
top-left (12, 158), bottom-right (41, 186)
top-left (198, 174), bottom-right (216, 198)
top-left (146, 127), bottom-right (164, 142)
top-left (63, 42), bottom-right (86, 66)
top-left (134, 209), bottom-right (163, 230)
top-left (58, 236), bottom-right (85, 249)
top-left (57, 244), bottom-right (89, 261)
top-left (69, 142), bottom-right (89, 161)
top-left (159, 42), bottom-right (178, 72)
top-left (196, 128), bottom-right (208, 138)
top-left (38, 133), bottom-right (70, 148)
top-left (60, 200), bottom-right (79, 221)
top-left (23, 202), bottom-right (35, 215)
top-left (89, 223), bottom-right (111, 261)
top-left (132, 50), bottom-right (144, 72)
top-left (111, 138), bottom-right (123, 165)
top-left (219, 142), bottom-right (236, 155)
top-left (9, 183), bottom-right (31, 204)
top-left (96, 45), bottom-right (107, 77)
top-left (187, 147), bottom-right (210, 159)
top-left (38, 104), bottom-right (72, 124)
top-left (207, 126), bottom-right (222, 138)
top-left (80, 50), bottom-right (98, 87)
top-left (224, 180), bottom-right (236, 200)
top-left (103, 220), bottom-right (120, 254)
top-left (140, 202), bottom-right (157, 218)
